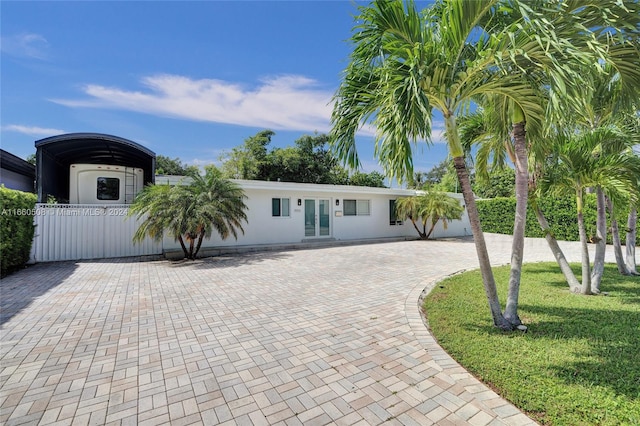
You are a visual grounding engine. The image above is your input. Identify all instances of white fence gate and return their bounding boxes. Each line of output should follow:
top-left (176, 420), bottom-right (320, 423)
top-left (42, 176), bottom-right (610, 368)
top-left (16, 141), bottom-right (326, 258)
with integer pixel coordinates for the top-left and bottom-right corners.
top-left (30, 204), bottom-right (162, 262)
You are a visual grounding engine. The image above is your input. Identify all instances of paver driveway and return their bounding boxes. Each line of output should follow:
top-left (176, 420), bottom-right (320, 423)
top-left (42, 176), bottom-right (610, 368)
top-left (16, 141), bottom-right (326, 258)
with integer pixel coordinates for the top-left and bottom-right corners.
top-left (0, 234), bottom-right (625, 425)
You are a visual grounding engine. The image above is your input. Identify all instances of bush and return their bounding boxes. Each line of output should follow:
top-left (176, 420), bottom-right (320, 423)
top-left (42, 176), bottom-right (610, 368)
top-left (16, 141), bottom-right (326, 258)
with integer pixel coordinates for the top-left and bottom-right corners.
top-left (1, 186), bottom-right (37, 276)
top-left (477, 194), bottom-right (639, 245)
top-left (476, 197), bottom-right (517, 235)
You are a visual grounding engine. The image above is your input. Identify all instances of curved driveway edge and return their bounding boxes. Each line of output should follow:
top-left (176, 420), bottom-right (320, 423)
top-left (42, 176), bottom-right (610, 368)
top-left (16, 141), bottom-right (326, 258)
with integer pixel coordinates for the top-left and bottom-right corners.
top-left (1, 234), bottom-right (626, 425)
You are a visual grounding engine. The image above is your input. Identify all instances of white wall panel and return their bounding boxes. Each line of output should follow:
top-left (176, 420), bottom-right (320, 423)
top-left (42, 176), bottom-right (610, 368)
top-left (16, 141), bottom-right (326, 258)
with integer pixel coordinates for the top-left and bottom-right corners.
top-left (30, 205), bottom-right (162, 262)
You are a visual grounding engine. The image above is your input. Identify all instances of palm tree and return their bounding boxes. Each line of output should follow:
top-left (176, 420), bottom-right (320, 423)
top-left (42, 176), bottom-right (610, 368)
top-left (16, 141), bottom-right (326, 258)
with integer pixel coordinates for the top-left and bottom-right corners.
top-left (396, 191), bottom-right (464, 239)
top-left (129, 166), bottom-right (248, 260)
top-left (539, 128), bottom-right (640, 294)
top-left (330, 0), bottom-right (595, 330)
top-left (627, 206), bottom-right (639, 274)
top-left (459, 6), bottom-right (640, 295)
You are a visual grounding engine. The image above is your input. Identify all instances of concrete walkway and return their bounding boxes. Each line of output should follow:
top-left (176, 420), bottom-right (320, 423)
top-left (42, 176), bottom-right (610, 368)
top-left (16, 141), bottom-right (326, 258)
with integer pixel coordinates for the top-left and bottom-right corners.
top-left (0, 234), bottom-right (632, 425)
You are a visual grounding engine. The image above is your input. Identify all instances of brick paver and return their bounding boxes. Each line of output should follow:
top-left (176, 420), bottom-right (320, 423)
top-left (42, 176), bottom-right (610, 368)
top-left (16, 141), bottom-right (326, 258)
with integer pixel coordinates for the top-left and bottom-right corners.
top-left (1, 234), bottom-right (631, 425)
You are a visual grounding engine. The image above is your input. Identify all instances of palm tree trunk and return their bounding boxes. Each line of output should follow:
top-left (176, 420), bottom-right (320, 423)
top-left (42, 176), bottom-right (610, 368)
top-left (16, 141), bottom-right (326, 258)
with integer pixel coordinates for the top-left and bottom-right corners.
top-left (590, 187), bottom-right (606, 293)
top-left (504, 120), bottom-right (527, 326)
top-left (177, 235), bottom-right (189, 259)
top-left (425, 219), bottom-right (438, 239)
top-left (193, 228), bottom-right (206, 258)
top-left (410, 218), bottom-right (426, 239)
top-left (607, 197), bottom-right (631, 275)
top-left (453, 155), bottom-right (512, 330)
top-left (533, 203), bottom-right (581, 292)
top-left (188, 235), bottom-right (195, 260)
top-left (626, 207), bottom-right (639, 274)
top-left (576, 190), bottom-right (592, 294)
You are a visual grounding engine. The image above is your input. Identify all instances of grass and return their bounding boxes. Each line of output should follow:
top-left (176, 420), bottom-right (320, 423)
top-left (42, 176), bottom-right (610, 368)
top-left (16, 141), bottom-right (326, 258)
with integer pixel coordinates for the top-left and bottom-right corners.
top-left (423, 263), bottom-right (640, 426)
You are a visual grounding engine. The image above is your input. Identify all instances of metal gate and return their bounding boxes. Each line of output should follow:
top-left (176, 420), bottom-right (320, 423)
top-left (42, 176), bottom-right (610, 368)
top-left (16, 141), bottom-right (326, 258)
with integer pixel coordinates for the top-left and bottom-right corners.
top-left (30, 204), bottom-right (162, 262)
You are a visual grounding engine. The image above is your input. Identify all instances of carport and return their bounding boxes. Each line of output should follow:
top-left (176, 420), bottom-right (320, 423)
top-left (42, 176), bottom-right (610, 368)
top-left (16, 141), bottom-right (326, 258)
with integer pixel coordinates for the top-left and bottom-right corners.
top-left (35, 133), bottom-right (155, 203)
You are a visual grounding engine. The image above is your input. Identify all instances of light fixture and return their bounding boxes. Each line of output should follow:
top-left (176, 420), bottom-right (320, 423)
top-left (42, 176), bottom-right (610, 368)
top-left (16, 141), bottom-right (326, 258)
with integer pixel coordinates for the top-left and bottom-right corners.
top-left (297, 199), bottom-right (302, 206)
top-left (335, 199), bottom-right (340, 206)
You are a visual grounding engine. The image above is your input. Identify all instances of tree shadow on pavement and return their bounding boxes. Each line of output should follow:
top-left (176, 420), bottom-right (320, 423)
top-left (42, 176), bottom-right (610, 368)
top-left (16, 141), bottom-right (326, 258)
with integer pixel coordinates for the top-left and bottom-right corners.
top-left (0, 262), bottom-right (78, 326)
top-left (168, 251), bottom-right (292, 270)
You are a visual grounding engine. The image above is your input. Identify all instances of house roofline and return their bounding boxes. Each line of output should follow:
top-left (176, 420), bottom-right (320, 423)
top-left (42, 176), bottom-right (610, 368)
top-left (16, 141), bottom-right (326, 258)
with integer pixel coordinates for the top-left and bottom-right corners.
top-left (232, 179), bottom-right (417, 196)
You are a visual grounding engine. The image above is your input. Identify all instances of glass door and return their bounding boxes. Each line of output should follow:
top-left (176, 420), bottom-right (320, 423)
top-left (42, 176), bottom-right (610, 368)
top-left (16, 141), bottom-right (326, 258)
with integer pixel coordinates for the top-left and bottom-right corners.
top-left (304, 199), bottom-right (331, 237)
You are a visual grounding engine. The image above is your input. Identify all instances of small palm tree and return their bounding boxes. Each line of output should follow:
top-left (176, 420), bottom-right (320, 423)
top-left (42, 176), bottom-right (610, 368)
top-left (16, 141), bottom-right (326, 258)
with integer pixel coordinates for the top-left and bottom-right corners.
top-left (129, 166), bottom-right (248, 260)
top-left (397, 191), bottom-right (465, 240)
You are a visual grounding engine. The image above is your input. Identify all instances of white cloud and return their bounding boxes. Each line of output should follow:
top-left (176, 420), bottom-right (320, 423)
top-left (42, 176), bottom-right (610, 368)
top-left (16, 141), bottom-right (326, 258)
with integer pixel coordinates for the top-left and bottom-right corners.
top-left (50, 73), bottom-right (451, 142)
top-left (3, 124), bottom-right (65, 137)
top-left (52, 74), bottom-right (338, 133)
top-left (1, 33), bottom-right (49, 59)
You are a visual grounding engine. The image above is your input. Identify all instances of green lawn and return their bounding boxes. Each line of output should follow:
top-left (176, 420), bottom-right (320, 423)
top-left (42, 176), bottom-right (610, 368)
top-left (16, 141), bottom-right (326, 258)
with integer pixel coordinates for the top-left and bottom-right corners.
top-left (423, 263), bottom-right (640, 426)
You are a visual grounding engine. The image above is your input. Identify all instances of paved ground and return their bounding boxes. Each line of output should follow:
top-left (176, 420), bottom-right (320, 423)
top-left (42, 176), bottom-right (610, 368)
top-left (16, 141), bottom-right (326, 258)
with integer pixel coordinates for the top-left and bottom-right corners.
top-left (0, 234), bottom-right (633, 425)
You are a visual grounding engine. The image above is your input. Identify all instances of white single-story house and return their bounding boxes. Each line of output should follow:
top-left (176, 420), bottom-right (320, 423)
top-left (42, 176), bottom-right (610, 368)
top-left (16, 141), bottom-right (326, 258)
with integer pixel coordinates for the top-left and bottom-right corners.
top-left (158, 179), bottom-right (471, 257)
top-left (29, 133), bottom-right (472, 262)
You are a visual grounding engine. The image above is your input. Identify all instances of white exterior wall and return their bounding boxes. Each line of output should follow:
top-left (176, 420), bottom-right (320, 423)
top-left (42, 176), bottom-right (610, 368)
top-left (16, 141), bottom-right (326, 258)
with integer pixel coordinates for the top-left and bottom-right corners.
top-left (163, 184), bottom-right (416, 250)
top-left (30, 180), bottom-right (472, 262)
top-left (162, 180), bottom-right (471, 251)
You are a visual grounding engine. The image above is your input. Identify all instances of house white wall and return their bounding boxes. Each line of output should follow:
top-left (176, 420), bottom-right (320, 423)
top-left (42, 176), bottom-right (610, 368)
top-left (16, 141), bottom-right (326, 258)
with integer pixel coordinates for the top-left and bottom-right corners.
top-left (30, 179), bottom-right (472, 262)
top-left (162, 180), bottom-right (472, 252)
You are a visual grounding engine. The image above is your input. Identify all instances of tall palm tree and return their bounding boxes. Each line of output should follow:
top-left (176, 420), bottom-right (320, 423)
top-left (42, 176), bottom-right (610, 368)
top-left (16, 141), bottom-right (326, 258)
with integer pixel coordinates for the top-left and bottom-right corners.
top-left (396, 191), bottom-right (464, 239)
top-left (330, 0), bottom-right (592, 330)
top-left (129, 166), bottom-right (248, 260)
top-left (461, 7), bottom-right (640, 294)
top-left (539, 128), bottom-right (640, 294)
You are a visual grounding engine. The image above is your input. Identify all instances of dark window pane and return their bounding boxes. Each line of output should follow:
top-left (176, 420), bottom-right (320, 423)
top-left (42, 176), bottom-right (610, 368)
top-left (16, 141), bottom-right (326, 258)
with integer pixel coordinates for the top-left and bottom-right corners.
top-left (390, 200), bottom-right (397, 224)
top-left (97, 177), bottom-right (119, 200)
top-left (272, 198), bottom-right (281, 216)
top-left (344, 199), bottom-right (356, 216)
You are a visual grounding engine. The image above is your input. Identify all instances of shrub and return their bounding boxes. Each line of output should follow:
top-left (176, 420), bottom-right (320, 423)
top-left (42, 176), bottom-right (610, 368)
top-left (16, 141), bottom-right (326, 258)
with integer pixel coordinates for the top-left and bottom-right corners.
top-left (1, 186), bottom-right (37, 276)
top-left (477, 194), bottom-right (639, 244)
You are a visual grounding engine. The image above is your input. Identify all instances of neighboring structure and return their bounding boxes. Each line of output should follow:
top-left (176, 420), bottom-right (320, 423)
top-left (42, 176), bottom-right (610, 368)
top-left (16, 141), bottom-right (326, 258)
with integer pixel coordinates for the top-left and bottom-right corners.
top-left (0, 149), bottom-right (35, 192)
top-left (34, 133), bottom-right (155, 203)
top-left (29, 133), bottom-right (472, 262)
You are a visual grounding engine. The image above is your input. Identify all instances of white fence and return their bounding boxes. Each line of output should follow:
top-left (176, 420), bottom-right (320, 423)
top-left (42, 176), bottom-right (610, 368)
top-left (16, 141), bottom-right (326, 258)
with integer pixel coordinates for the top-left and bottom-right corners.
top-left (30, 204), bottom-right (162, 262)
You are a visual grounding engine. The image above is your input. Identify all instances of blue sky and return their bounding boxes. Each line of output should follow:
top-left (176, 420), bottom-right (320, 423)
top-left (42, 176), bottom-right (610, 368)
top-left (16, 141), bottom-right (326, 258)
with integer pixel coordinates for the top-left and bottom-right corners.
top-left (1, 1), bottom-right (448, 181)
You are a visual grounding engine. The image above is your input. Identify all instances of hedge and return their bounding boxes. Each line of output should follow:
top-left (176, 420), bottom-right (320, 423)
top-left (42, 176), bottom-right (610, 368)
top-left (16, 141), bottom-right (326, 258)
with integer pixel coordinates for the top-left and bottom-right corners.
top-left (1, 186), bottom-right (37, 277)
top-left (477, 195), bottom-right (640, 245)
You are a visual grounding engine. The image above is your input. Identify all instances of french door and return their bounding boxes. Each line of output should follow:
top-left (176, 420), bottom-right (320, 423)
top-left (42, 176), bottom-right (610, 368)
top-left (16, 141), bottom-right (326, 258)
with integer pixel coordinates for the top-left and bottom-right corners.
top-left (304, 199), bottom-right (330, 237)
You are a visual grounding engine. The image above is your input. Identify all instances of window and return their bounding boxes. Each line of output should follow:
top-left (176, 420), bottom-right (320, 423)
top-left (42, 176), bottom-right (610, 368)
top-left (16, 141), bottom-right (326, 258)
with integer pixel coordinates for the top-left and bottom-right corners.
top-left (272, 198), bottom-right (290, 217)
top-left (343, 199), bottom-right (370, 216)
top-left (389, 200), bottom-right (403, 226)
top-left (97, 177), bottom-right (120, 200)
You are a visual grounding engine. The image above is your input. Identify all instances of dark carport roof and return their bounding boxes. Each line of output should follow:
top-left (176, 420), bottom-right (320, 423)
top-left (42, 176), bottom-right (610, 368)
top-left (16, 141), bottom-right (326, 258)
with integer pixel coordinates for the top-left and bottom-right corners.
top-left (35, 133), bottom-right (155, 165)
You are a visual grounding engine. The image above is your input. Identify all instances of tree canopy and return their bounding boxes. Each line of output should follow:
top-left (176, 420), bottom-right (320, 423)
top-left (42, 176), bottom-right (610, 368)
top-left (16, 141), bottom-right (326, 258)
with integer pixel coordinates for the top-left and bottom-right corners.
top-left (156, 155), bottom-right (199, 176)
top-left (220, 130), bottom-right (386, 187)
